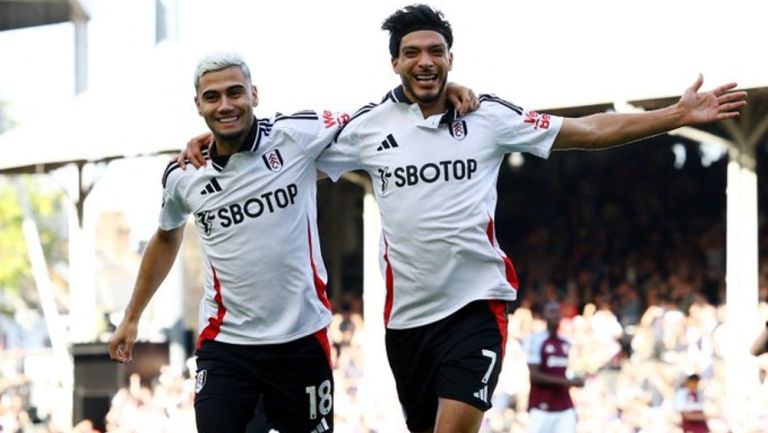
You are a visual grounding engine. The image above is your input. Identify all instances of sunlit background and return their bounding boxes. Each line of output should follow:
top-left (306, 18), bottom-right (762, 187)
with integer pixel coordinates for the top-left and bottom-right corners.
top-left (1, 1), bottom-right (767, 432)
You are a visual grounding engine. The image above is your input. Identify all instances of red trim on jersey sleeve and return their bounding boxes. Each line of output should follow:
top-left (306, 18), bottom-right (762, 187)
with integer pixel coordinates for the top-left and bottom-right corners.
top-left (313, 329), bottom-right (333, 369)
top-left (383, 237), bottom-right (394, 327)
top-left (485, 217), bottom-right (519, 288)
top-left (486, 300), bottom-right (508, 360)
top-left (196, 266), bottom-right (227, 349)
top-left (307, 219), bottom-right (331, 310)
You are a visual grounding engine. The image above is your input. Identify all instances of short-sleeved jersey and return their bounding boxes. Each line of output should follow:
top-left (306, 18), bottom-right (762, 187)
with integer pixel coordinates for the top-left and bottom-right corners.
top-left (317, 86), bottom-right (563, 329)
top-left (160, 110), bottom-right (346, 346)
top-left (524, 331), bottom-right (574, 412)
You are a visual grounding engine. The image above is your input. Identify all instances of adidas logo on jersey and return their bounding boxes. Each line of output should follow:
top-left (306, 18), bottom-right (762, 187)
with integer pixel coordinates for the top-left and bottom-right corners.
top-left (376, 134), bottom-right (399, 151)
top-left (200, 178), bottom-right (223, 195)
top-left (311, 417), bottom-right (330, 433)
top-left (473, 385), bottom-right (489, 403)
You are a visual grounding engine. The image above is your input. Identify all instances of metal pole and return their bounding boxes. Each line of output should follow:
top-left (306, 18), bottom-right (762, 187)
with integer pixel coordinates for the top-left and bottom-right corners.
top-left (724, 146), bottom-right (760, 426)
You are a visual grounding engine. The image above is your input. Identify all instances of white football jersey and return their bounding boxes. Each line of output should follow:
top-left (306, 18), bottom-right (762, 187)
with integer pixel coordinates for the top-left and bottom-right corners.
top-left (160, 110), bottom-right (348, 346)
top-left (318, 87), bottom-right (563, 329)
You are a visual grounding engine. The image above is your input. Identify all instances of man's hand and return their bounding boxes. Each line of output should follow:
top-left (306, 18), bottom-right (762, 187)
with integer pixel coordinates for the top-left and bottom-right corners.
top-left (108, 319), bottom-right (139, 363)
top-left (176, 132), bottom-right (214, 169)
top-left (678, 74), bottom-right (747, 125)
top-left (446, 82), bottom-right (479, 116)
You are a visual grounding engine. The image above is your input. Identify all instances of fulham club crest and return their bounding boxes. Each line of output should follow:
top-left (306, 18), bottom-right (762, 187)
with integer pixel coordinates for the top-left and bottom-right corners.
top-left (195, 369), bottom-right (207, 393)
top-left (262, 149), bottom-right (284, 172)
top-left (449, 120), bottom-right (468, 141)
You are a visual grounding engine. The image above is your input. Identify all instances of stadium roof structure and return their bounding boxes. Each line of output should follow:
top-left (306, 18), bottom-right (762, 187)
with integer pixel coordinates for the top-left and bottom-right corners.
top-left (0, 81), bottom-right (200, 175)
top-left (545, 86), bottom-right (768, 158)
top-left (0, 0), bottom-right (88, 31)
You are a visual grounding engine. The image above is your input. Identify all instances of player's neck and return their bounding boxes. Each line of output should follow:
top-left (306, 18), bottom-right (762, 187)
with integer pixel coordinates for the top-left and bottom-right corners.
top-left (417, 98), bottom-right (448, 118)
top-left (212, 119), bottom-right (254, 156)
top-left (400, 86), bottom-right (448, 118)
top-left (213, 140), bottom-right (241, 156)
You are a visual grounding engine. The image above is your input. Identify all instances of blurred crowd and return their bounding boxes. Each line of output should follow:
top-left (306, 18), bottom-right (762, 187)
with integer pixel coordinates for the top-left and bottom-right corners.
top-left (3, 296), bottom-right (767, 432)
top-left (485, 301), bottom-right (768, 433)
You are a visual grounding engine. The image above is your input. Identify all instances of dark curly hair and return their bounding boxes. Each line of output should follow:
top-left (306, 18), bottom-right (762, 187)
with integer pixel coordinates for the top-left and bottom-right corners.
top-left (382, 4), bottom-right (453, 58)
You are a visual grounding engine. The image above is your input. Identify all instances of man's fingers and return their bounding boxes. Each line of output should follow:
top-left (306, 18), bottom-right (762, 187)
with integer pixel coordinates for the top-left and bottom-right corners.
top-left (456, 102), bottom-right (466, 116)
top-left (718, 90), bottom-right (747, 104)
top-left (716, 111), bottom-right (741, 120)
top-left (719, 101), bottom-right (747, 112)
top-left (689, 73), bottom-right (704, 93)
top-left (194, 153), bottom-right (205, 168)
top-left (121, 341), bottom-right (135, 362)
top-left (448, 93), bottom-right (461, 112)
top-left (194, 132), bottom-right (213, 144)
top-left (468, 90), bottom-right (479, 111)
top-left (712, 82), bottom-right (739, 97)
top-left (108, 339), bottom-right (120, 361)
top-left (108, 341), bottom-right (132, 363)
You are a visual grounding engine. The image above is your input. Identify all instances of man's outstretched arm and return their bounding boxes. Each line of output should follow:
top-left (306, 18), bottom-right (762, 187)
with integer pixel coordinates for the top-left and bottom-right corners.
top-left (553, 75), bottom-right (747, 151)
top-left (108, 226), bottom-right (184, 363)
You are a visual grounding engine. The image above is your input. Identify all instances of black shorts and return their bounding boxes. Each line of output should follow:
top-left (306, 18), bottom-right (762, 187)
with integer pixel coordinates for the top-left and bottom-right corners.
top-left (194, 329), bottom-right (334, 433)
top-left (385, 300), bottom-right (508, 431)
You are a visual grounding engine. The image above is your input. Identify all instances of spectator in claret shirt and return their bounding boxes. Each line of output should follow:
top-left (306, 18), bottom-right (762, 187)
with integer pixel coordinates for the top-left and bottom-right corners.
top-left (524, 301), bottom-right (584, 433)
top-left (674, 373), bottom-right (709, 433)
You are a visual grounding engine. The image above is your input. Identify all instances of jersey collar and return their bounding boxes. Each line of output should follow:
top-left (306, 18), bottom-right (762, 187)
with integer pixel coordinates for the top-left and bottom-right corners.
top-left (209, 117), bottom-right (262, 172)
top-left (385, 86), bottom-right (459, 125)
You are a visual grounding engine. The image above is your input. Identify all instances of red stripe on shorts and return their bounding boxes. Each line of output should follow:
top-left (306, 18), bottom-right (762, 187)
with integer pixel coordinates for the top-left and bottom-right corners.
top-left (486, 300), bottom-right (508, 360)
top-left (313, 329), bottom-right (333, 369)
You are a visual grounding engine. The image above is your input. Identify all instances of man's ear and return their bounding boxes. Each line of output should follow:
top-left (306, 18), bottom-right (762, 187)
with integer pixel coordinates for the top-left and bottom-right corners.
top-left (251, 85), bottom-right (259, 107)
top-left (194, 96), bottom-right (202, 115)
top-left (391, 57), bottom-right (399, 75)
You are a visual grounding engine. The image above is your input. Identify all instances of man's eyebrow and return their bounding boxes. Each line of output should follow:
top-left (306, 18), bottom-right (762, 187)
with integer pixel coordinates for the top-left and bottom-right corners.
top-left (402, 43), bottom-right (444, 51)
top-left (201, 84), bottom-right (246, 96)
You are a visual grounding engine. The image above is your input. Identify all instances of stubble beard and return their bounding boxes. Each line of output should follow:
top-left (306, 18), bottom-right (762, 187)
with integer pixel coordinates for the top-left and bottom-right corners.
top-left (404, 76), bottom-right (447, 106)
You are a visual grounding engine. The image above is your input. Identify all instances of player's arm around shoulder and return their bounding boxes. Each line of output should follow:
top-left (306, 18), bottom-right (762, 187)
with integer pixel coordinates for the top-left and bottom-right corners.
top-left (316, 104), bottom-right (376, 182)
top-left (176, 132), bottom-right (213, 170)
top-left (276, 109), bottom-right (351, 159)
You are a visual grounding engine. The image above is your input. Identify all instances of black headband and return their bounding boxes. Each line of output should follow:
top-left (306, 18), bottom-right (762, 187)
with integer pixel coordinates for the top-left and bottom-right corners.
top-left (388, 25), bottom-right (453, 57)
